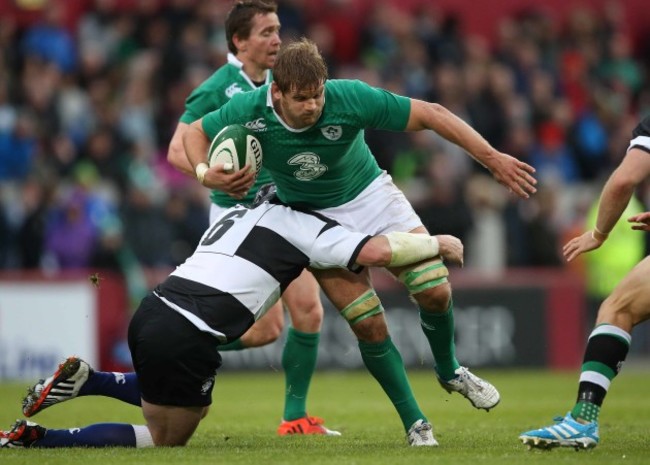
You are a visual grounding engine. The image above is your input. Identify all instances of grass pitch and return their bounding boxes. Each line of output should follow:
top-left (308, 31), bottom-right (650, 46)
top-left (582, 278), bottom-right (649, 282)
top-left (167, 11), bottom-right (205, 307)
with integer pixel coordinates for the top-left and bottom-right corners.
top-left (0, 369), bottom-right (648, 465)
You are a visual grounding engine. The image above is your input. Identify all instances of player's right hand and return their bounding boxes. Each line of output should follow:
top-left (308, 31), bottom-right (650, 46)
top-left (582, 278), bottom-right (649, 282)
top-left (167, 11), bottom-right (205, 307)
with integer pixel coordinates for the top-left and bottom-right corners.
top-left (436, 234), bottom-right (464, 267)
top-left (203, 163), bottom-right (256, 199)
top-left (628, 211), bottom-right (650, 232)
top-left (487, 153), bottom-right (537, 199)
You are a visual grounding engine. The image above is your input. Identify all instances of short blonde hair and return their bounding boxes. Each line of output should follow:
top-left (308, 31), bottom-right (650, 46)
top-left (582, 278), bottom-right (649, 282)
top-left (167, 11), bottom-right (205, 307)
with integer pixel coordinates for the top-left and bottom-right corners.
top-left (272, 38), bottom-right (328, 93)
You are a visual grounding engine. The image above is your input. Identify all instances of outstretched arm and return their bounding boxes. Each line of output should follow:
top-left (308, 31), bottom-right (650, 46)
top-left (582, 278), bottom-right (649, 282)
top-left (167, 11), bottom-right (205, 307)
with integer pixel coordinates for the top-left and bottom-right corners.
top-left (563, 147), bottom-right (650, 261)
top-left (356, 233), bottom-right (463, 268)
top-left (406, 99), bottom-right (537, 199)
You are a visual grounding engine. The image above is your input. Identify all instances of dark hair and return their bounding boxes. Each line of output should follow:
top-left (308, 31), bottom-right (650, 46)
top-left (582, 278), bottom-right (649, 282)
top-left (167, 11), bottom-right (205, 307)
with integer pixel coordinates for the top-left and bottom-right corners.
top-left (272, 38), bottom-right (328, 93)
top-left (225, 0), bottom-right (278, 55)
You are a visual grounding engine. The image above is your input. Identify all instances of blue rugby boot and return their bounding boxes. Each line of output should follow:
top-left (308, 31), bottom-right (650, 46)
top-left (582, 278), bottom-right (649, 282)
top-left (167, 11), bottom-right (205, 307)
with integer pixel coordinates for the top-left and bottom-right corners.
top-left (519, 412), bottom-right (599, 450)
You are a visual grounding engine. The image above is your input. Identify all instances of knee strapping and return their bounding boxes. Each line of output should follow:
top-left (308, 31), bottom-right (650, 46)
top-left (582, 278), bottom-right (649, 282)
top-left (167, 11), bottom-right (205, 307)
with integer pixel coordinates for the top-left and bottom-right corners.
top-left (340, 290), bottom-right (384, 326)
top-left (398, 259), bottom-right (449, 294)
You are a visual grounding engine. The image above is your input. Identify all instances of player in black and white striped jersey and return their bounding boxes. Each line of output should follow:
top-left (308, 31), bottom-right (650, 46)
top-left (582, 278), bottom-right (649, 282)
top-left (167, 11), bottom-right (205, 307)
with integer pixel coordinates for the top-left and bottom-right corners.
top-left (4, 185), bottom-right (464, 449)
top-left (155, 185), bottom-right (371, 345)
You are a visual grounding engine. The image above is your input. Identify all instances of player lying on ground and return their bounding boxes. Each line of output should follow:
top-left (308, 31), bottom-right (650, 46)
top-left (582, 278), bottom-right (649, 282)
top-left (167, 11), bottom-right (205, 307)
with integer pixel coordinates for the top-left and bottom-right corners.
top-left (1, 185), bottom-right (464, 449)
top-left (519, 116), bottom-right (650, 450)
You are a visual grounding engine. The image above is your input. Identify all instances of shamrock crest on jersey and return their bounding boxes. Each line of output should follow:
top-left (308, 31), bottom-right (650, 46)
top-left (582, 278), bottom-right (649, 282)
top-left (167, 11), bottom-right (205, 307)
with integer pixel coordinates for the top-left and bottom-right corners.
top-left (321, 125), bottom-right (342, 141)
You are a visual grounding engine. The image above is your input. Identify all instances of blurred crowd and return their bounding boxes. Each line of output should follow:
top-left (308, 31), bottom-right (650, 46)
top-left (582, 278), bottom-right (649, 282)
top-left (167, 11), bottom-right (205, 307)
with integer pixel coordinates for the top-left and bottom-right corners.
top-left (1, 0), bottom-right (649, 290)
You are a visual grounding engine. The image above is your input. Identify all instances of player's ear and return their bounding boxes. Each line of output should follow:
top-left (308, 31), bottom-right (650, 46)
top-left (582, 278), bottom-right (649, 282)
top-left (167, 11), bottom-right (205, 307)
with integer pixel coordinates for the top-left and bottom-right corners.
top-left (233, 34), bottom-right (247, 53)
top-left (271, 82), bottom-right (282, 99)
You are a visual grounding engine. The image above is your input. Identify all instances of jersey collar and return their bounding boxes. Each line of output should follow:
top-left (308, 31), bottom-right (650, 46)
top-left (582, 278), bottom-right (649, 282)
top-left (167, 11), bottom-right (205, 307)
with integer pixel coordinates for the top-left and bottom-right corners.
top-left (265, 86), bottom-right (325, 133)
top-left (228, 53), bottom-right (272, 89)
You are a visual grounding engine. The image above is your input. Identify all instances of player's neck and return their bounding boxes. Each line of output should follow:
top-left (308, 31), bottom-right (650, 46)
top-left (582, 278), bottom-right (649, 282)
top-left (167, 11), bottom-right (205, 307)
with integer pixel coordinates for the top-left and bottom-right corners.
top-left (239, 58), bottom-right (267, 85)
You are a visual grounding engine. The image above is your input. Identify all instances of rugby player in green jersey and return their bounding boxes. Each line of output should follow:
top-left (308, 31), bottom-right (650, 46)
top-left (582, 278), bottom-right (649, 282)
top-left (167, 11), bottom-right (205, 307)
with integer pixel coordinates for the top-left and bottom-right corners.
top-left (184, 38), bottom-right (538, 446)
top-left (167, 2), bottom-right (336, 436)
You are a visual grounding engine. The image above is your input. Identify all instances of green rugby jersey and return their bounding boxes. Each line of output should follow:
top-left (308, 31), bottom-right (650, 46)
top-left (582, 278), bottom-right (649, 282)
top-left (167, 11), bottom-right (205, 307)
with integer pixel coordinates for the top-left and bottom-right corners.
top-left (180, 54), bottom-right (274, 208)
top-left (201, 79), bottom-right (411, 208)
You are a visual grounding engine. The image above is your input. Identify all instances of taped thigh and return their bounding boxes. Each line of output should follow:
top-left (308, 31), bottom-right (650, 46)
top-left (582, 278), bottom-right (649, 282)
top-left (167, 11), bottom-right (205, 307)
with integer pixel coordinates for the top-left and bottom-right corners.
top-left (398, 258), bottom-right (449, 295)
top-left (340, 290), bottom-right (384, 326)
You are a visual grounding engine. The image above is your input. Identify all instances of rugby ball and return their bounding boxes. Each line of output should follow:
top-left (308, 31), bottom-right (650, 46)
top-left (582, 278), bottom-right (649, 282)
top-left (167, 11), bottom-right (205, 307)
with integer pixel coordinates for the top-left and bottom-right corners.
top-left (207, 124), bottom-right (262, 175)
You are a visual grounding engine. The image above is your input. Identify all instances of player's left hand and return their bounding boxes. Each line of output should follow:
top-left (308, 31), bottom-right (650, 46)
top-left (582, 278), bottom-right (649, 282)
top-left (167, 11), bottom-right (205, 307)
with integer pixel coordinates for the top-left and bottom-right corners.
top-left (562, 231), bottom-right (603, 262)
top-left (628, 211), bottom-right (650, 232)
top-left (436, 234), bottom-right (464, 267)
top-left (487, 153), bottom-right (537, 199)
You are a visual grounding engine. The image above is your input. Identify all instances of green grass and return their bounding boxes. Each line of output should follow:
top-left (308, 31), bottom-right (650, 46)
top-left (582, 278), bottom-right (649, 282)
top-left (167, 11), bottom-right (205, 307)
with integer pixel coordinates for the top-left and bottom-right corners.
top-left (1, 369), bottom-right (649, 464)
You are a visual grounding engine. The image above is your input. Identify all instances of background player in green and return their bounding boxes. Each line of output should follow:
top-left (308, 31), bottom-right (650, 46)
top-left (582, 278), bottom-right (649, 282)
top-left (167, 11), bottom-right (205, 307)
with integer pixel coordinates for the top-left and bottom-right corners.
top-left (166, 2), bottom-right (335, 436)
top-left (184, 38), bottom-right (538, 445)
top-left (519, 116), bottom-right (650, 450)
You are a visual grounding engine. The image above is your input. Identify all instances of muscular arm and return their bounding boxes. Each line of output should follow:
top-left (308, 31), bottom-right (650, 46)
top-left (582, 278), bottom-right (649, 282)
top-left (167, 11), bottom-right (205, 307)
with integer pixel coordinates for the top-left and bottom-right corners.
top-left (356, 233), bottom-right (463, 267)
top-left (594, 148), bottom-right (650, 234)
top-left (563, 148), bottom-right (650, 262)
top-left (182, 120), bottom-right (211, 173)
top-left (405, 100), bottom-right (537, 198)
top-left (167, 122), bottom-right (194, 176)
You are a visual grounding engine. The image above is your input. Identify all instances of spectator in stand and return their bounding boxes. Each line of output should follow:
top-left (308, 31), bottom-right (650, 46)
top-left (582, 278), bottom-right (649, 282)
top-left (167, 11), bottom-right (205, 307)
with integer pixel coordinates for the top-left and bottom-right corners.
top-left (44, 187), bottom-right (98, 270)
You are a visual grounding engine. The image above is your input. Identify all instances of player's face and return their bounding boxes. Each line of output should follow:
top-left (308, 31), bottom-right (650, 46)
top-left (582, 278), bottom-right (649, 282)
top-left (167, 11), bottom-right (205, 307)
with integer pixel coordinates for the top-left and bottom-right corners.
top-left (240, 13), bottom-right (281, 72)
top-left (274, 83), bottom-right (325, 129)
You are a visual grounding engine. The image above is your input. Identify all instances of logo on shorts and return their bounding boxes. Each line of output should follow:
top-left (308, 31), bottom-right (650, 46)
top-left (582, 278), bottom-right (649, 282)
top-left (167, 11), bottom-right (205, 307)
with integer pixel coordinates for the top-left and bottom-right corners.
top-left (112, 372), bottom-right (126, 384)
top-left (201, 376), bottom-right (215, 395)
top-left (321, 125), bottom-right (342, 141)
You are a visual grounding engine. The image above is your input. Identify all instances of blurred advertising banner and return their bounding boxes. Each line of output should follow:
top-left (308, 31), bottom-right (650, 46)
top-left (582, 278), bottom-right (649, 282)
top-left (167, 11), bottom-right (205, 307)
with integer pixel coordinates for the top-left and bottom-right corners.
top-left (0, 269), bottom-right (585, 380)
top-left (220, 270), bottom-right (586, 372)
top-left (0, 271), bottom-right (129, 381)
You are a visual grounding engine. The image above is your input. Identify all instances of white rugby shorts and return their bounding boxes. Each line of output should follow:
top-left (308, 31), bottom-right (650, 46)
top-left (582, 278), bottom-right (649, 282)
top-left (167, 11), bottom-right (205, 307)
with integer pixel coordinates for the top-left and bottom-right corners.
top-left (316, 172), bottom-right (423, 235)
top-left (209, 172), bottom-right (423, 235)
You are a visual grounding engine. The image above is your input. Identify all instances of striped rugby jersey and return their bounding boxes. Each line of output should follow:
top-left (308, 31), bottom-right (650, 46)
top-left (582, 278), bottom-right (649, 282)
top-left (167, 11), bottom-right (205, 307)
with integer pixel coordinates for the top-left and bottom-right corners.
top-left (154, 200), bottom-right (371, 343)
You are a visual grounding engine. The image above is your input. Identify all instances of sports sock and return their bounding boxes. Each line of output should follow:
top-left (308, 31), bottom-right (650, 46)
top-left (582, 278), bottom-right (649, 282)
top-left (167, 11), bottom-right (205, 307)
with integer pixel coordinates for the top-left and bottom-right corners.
top-left (570, 324), bottom-right (631, 423)
top-left (359, 337), bottom-right (426, 431)
top-left (32, 423), bottom-right (153, 448)
top-left (419, 302), bottom-right (460, 381)
top-left (282, 327), bottom-right (319, 421)
top-left (79, 372), bottom-right (141, 406)
top-left (217, 338), bottom-right (246, 351)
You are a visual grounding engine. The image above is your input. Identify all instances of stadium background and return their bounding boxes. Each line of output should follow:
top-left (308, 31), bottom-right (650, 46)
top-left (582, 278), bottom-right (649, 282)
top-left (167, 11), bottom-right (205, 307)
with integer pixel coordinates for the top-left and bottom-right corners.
top-left (1, 0), bottom-right (649, 380)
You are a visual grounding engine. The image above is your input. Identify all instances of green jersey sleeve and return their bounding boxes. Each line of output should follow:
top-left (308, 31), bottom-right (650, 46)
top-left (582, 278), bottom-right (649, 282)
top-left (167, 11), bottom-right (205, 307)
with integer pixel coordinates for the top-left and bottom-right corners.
top-left (332, 80), bottom-right (411, 131)
top-left (180, 76), bottom-right (228, 124)
top-left (200, 90), bottom-right (254, 139)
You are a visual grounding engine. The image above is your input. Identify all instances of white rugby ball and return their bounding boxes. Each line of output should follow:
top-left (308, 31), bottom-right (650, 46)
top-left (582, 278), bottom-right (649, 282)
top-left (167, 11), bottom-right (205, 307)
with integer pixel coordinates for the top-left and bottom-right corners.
top-left (207, 124), bottom-right (262, 174)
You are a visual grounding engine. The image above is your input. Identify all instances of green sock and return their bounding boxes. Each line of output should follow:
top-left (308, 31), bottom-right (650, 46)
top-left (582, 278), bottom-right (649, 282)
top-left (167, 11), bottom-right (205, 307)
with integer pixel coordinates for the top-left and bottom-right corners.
top-left (569, 324), bottom-right (631, 424)
top-left (571, 402), bottom-right (601, 423)
top-left (218, 338), bottom-right (246, 351)
top-left (359, 337), bottom-right (426, 431)
top-left (419, 303), bottom-right (460, 381)
top-left (282, 328), bottom-right (320, 421)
